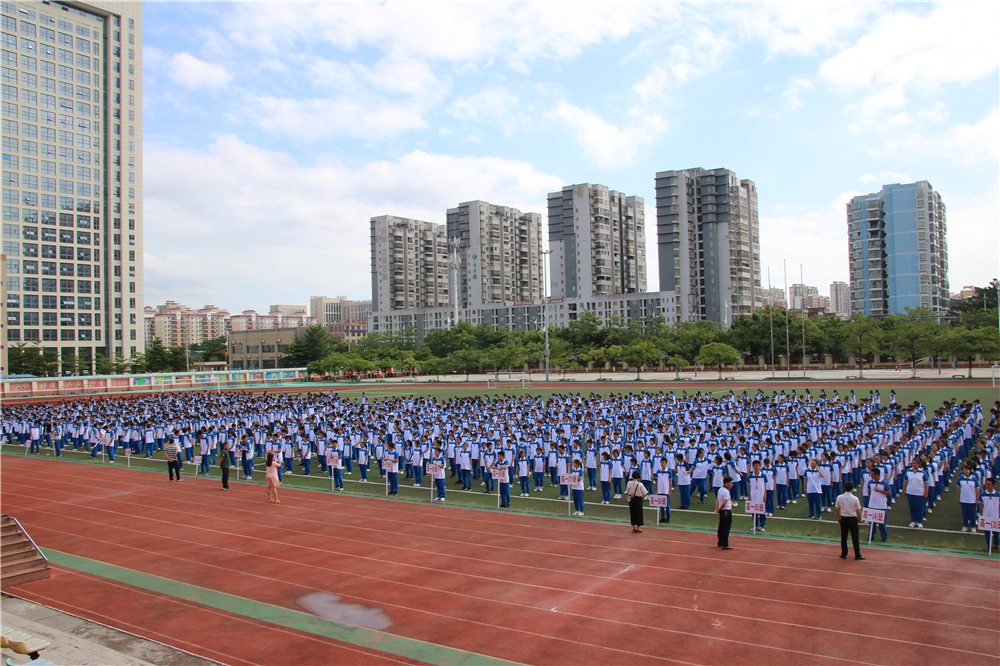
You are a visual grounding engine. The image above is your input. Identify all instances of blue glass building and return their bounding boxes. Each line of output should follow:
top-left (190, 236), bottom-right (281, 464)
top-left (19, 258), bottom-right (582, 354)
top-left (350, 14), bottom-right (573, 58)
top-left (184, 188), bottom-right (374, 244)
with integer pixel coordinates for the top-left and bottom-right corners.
top-left (847, 181), bottom-right (948, 319)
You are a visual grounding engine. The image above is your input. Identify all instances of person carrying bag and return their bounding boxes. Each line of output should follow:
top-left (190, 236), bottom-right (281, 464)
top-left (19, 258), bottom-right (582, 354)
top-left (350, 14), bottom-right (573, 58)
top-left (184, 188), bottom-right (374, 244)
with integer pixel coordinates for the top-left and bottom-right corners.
top-left (626, 470), bottom-right (649, 533)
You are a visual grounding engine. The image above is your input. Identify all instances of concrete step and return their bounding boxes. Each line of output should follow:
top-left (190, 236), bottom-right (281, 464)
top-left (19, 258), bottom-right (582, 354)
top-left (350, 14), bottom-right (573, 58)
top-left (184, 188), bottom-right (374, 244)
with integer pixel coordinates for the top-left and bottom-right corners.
top-left (1, 564), bottom-right (51, 589)
top-left (1, 553), bottom-right (47, 575)
top-left (1, 536), bottom-right (33, 554)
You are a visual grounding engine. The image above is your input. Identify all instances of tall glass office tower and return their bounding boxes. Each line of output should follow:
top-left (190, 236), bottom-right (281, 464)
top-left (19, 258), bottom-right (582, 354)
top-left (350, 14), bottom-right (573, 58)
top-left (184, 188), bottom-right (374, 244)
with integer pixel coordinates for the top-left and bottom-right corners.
top-left (1, 0), bottom-right (142, 373)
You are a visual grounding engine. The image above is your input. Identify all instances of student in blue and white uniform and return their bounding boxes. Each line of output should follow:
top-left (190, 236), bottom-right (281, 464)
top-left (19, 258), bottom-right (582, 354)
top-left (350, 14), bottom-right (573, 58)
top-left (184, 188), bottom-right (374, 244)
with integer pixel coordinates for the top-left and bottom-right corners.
top-left (957, 466), bottom-right (980, 532)
top-left (867, 467), bottom-right (891, 542)
top-left (654, 457), bottom-right (672, 523)
top-left (903, 459), bottom-right (930, 528)
top-left (978, 477), bottom-right (999, 548)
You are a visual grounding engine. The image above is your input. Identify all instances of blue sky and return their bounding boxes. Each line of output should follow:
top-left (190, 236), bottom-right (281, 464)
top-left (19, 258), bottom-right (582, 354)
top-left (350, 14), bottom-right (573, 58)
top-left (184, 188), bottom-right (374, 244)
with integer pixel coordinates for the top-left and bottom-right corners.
top-left (140, 1), bottom-right (999, 313)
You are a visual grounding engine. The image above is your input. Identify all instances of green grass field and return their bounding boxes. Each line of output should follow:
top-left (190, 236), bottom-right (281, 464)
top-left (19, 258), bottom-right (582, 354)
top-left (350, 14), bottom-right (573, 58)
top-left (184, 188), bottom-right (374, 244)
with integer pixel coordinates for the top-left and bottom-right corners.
top-left (3, 382), bottom-right (998, 554)
top-left (6, 379), bottom-right (996, 557)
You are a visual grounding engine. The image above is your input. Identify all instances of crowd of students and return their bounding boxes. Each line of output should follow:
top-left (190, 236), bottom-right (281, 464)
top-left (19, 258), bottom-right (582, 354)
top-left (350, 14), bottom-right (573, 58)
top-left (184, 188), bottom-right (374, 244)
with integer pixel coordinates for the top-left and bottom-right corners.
top-left (3, 388), bottom-right (999, 545)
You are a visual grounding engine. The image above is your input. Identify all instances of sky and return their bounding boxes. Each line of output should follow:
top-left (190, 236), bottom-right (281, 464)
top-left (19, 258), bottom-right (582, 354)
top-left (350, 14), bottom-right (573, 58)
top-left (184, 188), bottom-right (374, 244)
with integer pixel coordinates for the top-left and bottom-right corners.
top-left (140, 1), bottom-right (1000, 313)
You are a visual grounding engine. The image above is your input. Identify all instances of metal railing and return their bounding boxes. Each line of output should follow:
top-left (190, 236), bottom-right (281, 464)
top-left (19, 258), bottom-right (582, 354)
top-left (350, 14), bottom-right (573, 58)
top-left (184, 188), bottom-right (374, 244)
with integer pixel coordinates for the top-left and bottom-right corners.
top-left (2, 514), bottom-right (48, 563)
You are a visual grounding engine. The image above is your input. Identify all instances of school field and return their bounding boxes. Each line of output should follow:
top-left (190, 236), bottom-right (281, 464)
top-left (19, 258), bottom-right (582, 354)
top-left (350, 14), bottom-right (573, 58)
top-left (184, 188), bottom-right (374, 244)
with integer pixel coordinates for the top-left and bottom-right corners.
top-left (7, 378), bottom-right (997, 553)
top-left (2, 378), bottom-right (998, 665)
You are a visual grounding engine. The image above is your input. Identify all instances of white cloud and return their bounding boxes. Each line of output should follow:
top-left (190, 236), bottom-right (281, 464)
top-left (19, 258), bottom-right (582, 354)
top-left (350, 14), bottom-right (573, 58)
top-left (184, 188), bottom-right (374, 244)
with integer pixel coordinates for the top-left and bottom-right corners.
top-left (223, 2), bottom-right (647, 69)
top-left (143, 136), bottom-right (563, 310)
top-left (548, 102), bottom-right (666, 168)
top-left (944, 190), bottom-right (1000, 289)
top-left (759, 191), bottom-right (864, 294)
top-left (880, 108), bottom-right (1000, 167)
top-left (633, 26), bottom-right (732, 102)
top-left (859, 172), bottom-right (913, 187)
top-left (820, 4), bottom-right (999, 128)
top-left (780, 78), bottom-right (814, 112)
top-left (734, 2), bottom-right (878, 57)
top-left (167, 52), bottom-right (232, 89)
top-left (253, 96), bottom-right (428, 141)
top-left (448, 86), bottom-right (522, 135)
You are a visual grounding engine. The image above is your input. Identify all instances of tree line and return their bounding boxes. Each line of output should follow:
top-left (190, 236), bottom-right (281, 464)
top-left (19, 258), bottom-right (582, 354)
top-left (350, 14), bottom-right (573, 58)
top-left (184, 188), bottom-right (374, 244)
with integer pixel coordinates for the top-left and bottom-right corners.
top-left (6, 285), bottom-right (997, 378)
top-left (290, 284), bottom-right (999, 380)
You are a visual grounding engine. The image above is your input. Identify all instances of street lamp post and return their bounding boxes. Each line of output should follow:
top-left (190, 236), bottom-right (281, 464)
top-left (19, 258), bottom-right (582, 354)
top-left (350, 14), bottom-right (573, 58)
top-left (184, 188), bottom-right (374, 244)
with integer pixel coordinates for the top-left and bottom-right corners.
top-left (541, 248), bottom-right (552, 382)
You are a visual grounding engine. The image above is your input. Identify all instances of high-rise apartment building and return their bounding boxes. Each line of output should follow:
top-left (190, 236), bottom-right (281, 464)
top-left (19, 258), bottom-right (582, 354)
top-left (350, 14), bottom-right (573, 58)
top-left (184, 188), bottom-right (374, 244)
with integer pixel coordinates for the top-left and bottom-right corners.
top-left (847, 181), bottom-right (948, 318)
top-left (548, 183), bottom-right (645, 300)
top-left (446, 200), bottom-right (542, 307)
top-left (655, 168), bottom-right (760, 327)
top-left (309, 294), bottom-right (371, 342)
top-left (829, 281), bottom-right (850, 317)
top-left (370, 215), bottom-right (449, 314)
top-left (2, 0), bottom-right (143, 373)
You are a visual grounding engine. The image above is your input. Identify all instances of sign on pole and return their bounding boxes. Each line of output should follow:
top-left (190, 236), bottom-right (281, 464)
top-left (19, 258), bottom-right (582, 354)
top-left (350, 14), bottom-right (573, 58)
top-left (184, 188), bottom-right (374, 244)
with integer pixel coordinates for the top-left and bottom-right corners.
top-left (649, 495), bottom-right (669, 526)
top-left (862, 507), bottom-right (887, 544)
top-left (382, 458), bottom-right (392, 496)
top-left (744, 500), bottom-right (766, 534)
top-left (560, 474), bottom-right (579, 515)
top-left (426, 463), bottom-right (443, 501)
top-left (979, 516), bottom-right (1000, 557)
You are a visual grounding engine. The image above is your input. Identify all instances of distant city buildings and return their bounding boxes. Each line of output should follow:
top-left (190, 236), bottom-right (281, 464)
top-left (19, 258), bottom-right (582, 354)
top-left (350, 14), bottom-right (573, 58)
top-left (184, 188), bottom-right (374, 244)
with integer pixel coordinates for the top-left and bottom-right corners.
top-left (655, 168), bottom-right (760, 327)
top-left (760, 286), bottom-right (787, 309)
top-left (144, 301), bottom-right (316, 348)
top-left (848, 181), bottom-right (949, 318)
top-left (548, 184), bottom-right (646, 300)
top-left (309, 295), bottom-right (371, 343)
top-left (227, 327), bottom-right (297, 370)
top-left (830, 281), bottom-right (850, 318)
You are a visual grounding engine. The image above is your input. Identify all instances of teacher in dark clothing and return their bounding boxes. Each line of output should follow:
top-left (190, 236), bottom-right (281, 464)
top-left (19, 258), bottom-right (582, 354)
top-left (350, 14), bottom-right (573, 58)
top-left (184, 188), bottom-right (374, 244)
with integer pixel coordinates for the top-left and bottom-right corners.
top-left (626, 470), bottom-right (648, 533)
top-left (716, 476), bottom-right (734, 550)
top-left (220, 440), bottom-right (232, 490)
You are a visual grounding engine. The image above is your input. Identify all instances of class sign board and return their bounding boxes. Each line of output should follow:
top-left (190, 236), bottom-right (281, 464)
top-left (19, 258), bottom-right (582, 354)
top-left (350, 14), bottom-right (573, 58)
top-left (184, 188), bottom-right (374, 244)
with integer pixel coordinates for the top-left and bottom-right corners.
top-left (979, 516), bottom-right (1000, 533)
top-left (862, 507), bottom-right (887, 524)
top-left (426, 463), bottom-right (443, 476)
top-left (648, 495), bottom-right (670, 508)
top-left (382, 459), bottom-right (394, 472)
top-left (492, 470), bottom-right (506, 480)
top-left (744, 501), bottom-right (766, 515)
top-left (560, 474), bottom-right (580, 486)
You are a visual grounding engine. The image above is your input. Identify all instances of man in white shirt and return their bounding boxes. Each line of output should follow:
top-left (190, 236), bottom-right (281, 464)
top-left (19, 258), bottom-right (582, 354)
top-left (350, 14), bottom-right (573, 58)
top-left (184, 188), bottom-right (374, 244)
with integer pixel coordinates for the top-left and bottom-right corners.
top-left (835, 482), bottom-right (865, 560)
top-left (715, 476), bottom-right (734, 550)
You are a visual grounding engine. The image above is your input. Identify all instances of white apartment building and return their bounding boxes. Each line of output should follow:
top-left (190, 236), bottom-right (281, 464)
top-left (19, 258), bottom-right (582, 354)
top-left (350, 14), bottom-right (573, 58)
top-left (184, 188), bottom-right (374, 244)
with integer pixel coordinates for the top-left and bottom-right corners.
top-left (143, 301), bottom-right (230, 349)
top-left (548, 183), bottom-right (646, 300)
top-left (655, 168), bottom-right (760, 327)
top-left (829, 280), bottom-right (850, 317)
top-left (446, 200), bottom-right (543, 308)
top-left (370, 214), bottom-right (449, 314)
top-left (2, 0), bottom-right (143, 372)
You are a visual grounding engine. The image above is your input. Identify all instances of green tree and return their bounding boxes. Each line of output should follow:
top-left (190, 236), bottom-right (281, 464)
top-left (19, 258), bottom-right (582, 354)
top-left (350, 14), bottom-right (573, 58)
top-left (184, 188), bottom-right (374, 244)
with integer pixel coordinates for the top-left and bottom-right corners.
top-left (6, 341), bottom-right (57, 376)
top-left (418, 356), bottom-right (455, 380)
top-left (695, 342), bottom-right (741, 379)
top-left (814, 315), bottom-right (849, 364)
top-left (144, 338), bottom-right (173, 373)
top-left (282, 324), bottom-right (331, 367)
top-left (581, 346), bottom-right (607, 379)
top-left (885, 307), bottom-right (941, 377)
top-left (672, 320), bottom-right (721, 362)
top-left (449, 349), bottom-right (485, 381)
top-left (94, 352), bottom-right (114, 376)
top-left (190, 336), bottom-right (227, 363)
top-left (664, 355), bottom-right (688, 379)
top-left (167, 346), bottom-right (188, 372)
top-left (843, 314), bottom-right (884, 378)
top-left (945, 327), bottom-right (1000, 378)
top-left (604, 345), bottom-right (624, 373)
top-left (622, 341), bottom-right (661, 380)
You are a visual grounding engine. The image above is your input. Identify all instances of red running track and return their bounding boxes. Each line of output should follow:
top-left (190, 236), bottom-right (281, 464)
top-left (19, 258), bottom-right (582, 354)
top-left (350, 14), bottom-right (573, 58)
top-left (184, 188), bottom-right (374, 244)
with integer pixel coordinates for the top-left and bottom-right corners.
top-left (2, 456), bottom-right (998, 665)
